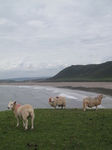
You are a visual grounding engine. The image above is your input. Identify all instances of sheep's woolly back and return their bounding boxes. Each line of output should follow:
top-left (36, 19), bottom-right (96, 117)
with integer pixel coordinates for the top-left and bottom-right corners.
top-left (83, 94), bottom-right (105, 111)
top-left (49, 96), bottom-right (66, 108)
top-left (11, 102), bottom-right (34, 119)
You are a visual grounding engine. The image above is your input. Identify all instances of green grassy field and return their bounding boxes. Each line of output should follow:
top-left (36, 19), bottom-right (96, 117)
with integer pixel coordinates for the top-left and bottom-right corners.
top-left (0, 109), bottom-right (112, 150)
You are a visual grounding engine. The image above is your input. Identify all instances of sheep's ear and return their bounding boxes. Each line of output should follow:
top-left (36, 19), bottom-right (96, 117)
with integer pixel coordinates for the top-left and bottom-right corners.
top-left (14, 101), bottom-right (16, 104)
top-left (49, 98), bottom-right (51, 102)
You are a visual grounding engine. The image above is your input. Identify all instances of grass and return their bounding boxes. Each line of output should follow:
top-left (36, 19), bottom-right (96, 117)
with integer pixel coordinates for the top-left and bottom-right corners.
top-left (0, 109), bottom-right (112, 150)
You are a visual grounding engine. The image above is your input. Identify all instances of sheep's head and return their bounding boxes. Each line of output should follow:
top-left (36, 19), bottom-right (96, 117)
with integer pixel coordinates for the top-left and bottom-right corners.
top-left (7, 101), bottom-right (16, 110)
top-left (98, 94), bottom-right (106, 99)
top-left (49, 97), bottom-right (54, 102)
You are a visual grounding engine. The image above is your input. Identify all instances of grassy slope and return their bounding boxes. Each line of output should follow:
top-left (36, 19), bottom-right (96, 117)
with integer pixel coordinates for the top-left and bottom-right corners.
top-left (48, 61), bottom-right (112, 82)
top-left (0, 109), bottom-right (112, 150)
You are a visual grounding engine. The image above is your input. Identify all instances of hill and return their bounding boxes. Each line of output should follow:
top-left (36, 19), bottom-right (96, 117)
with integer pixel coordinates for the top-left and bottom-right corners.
top-left (48, 61), bottom-right (112, 81)
top-left (0, 77), bottom-right (49, 83)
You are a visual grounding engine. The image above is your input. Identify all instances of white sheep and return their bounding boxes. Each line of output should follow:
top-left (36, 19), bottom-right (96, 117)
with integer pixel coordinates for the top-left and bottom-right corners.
top-left (7, 101), bottom-right (35, 130)
top-left (49, 96), bottom-right (66, 109)
top-left (83, 94), bottom-right (106, 111)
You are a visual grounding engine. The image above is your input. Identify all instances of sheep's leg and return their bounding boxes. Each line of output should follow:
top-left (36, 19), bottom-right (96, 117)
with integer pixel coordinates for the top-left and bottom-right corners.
top-left (16, 117), bottom-right (19, 127)
top-left (25, 119), bottom-right (28, 130)
top-left (83, 102), bottom-right (85, 111)
top-left (96, 105), bottom-right (97, 110)
top-left (83, 103), bottom-right (86, 111)
top-left (22, 120), bottom-right (25, 127)
top-left (84, 103), bottom-right (88, 111)
top-left (31, 118), bottom-right (34, 130)
top-left (84, 107), bottom-right (86, 111)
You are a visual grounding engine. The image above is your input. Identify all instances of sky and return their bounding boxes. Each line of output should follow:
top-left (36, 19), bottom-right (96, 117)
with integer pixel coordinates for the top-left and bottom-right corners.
top-left (0, 0), bottom-right (112, 79)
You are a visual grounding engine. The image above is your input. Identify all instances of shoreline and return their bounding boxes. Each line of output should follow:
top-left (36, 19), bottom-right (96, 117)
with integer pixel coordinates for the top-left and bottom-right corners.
top-left (0, 82), bottom-right (112, 96)
top-left (0, 81), bottom-right (112, 88)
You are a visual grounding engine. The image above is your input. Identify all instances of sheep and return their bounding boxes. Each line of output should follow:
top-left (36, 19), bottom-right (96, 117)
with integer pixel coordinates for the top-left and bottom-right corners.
top-left (49, 96), bottom-right (66, 109)
top-left (7, 101), bottom-right (35, 130)
top-left (83, 94), bottom-right (106, 111)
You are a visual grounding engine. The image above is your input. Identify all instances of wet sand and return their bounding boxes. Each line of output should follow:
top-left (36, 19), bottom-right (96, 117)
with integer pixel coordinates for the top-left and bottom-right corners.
top-left (1, 82), bottom-right (112, 96)
top-left (1, 82), bottom-right (112, 88)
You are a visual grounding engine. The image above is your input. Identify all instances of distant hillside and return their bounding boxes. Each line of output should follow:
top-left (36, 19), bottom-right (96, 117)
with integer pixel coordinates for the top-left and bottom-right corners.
top-left (48, 61), bottom-right (112, 82)
top-left (0, 77), bottom-right (49, 83)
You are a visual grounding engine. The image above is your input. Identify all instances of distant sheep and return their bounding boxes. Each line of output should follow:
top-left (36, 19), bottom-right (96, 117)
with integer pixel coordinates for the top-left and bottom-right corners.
top-left (7, 101), bottom-right (35, 130)
top-left (83, 94), bottom-right (106, 111)
top-left (49, 96), bottom-right (66, 109)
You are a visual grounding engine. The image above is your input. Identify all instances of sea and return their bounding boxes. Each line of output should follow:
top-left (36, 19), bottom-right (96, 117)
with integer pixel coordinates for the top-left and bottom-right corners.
top-left (0, 85), bottom-right (112, 111)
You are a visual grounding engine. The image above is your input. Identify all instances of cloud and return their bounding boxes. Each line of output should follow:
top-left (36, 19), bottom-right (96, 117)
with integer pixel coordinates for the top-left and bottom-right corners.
top-left (0, 0), bottom-right (112, 79)
top-left (27, 20), bottom-right (45, 28)
top-left (0, 18), bottom-right (7, 25)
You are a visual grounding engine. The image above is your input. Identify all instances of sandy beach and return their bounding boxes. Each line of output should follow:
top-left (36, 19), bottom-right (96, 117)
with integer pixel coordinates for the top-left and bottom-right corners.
top-left (1, 82), bottom-right (112, 96)
top-left (1, 82), bottom-right (112, 89)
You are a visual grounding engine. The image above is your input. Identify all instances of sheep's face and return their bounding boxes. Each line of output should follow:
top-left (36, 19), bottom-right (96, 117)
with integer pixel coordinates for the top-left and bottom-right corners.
top-left (49, 98), bottom-right (54, 103)
top-left (51, 98), bottom-right (54, 102)
top-left (7, 101), bottom-right (14, 109)
top-left (98, 94), bottom-right (106, 99)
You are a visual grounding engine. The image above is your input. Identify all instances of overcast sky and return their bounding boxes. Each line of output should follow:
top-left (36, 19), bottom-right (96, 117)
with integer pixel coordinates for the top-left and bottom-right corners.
top-left (0, 0), bottom-right (112, 79)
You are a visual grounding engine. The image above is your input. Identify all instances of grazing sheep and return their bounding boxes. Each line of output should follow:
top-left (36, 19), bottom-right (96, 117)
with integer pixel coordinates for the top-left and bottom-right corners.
top-left (83, 94), bottom-right (106, 111)
top-left (7, 101), bottom-right (35, 130)
top-left (49, 96), bottom-right (66, 109)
